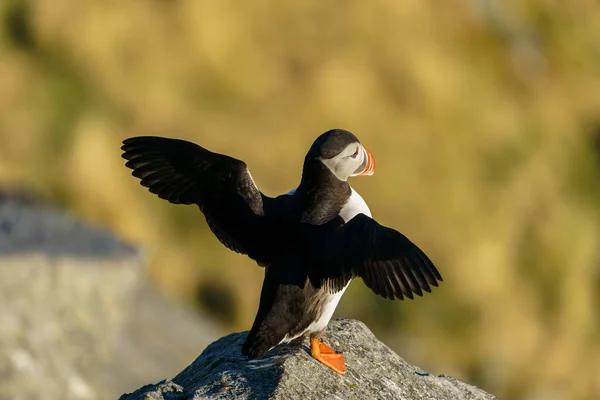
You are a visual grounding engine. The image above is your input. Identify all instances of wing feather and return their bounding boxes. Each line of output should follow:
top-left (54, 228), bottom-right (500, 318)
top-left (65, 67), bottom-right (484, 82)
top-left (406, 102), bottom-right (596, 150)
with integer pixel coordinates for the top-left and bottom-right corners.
top-left (310, 213), bottom-right (442, 300)
top-left (122, 136), bottom-right (268, 257)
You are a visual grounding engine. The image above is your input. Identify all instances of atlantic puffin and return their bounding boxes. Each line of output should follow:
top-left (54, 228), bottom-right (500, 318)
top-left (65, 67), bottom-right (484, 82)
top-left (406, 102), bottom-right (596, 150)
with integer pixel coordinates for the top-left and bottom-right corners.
top-left (121, 129), bottom-right (442, 374)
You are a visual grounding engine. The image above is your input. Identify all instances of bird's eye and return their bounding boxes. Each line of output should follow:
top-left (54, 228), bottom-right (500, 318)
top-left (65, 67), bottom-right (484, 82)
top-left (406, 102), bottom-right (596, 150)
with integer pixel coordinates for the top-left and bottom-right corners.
top-left (350, 148), bottom-right (359, 159)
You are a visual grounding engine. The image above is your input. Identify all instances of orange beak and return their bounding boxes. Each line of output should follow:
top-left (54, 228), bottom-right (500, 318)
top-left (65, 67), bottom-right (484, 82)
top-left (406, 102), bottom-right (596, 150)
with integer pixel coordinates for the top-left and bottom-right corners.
top-left (358, 147), bottom-right (376, 176)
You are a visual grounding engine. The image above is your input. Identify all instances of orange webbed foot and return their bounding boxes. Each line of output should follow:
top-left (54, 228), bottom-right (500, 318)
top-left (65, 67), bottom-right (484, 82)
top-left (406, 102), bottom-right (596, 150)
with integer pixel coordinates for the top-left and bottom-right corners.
top-left (310, 337), bottom-right (347, 374)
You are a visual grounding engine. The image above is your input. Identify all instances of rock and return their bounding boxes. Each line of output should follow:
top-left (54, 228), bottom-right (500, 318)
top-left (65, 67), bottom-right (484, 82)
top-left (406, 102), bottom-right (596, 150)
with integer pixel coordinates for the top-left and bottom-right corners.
top-left (120, 319), bottom-right (496, 400)
top-left (109, 280), bottom-right (221, 394)
top-left (0, 191), bottom-right (220, 400)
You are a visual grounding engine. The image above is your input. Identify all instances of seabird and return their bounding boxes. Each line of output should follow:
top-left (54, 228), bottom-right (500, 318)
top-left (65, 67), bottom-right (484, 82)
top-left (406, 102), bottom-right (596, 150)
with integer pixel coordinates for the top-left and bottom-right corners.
top-left (121, 129), bottom-right (442, 374)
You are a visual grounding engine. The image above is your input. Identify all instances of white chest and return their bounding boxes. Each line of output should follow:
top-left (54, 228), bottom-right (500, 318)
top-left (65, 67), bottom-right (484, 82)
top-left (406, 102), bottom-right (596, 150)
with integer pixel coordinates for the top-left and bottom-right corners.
top-left (339, 188), bottom-right (371, 222)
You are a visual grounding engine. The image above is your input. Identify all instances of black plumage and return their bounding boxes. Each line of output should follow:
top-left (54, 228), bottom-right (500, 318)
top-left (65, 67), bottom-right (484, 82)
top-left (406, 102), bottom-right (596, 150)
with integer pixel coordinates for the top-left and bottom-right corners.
top-left (121, 129), bottom-right (442, 365)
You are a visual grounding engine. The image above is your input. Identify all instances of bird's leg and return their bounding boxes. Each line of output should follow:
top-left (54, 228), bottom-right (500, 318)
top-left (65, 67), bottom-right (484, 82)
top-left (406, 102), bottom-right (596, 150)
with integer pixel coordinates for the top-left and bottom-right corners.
top-left (310, 337), bottom-right (346, 374)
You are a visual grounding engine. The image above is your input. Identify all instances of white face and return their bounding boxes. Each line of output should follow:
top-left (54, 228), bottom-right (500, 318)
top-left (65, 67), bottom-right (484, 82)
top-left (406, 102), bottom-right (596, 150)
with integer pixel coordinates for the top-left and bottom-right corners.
top-left (318, 142), bottom-right (373, 181)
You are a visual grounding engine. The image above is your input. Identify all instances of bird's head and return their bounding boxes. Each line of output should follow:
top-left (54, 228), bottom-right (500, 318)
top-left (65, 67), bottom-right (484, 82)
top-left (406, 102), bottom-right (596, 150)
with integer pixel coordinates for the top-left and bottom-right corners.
top-left (306, 129), bottom-right (375, 182)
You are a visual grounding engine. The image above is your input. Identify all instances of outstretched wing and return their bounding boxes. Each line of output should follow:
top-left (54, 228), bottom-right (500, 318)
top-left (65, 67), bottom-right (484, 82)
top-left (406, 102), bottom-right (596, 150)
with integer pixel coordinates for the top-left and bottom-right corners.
top-left (121, 136), bottom-right (267, 256)
top-left (309, 213), bottom-right (442, 300)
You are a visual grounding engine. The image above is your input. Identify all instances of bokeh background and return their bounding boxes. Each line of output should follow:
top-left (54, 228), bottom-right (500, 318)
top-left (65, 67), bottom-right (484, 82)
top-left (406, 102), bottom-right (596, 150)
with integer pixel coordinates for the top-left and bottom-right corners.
top-left (1, 0), bottom-right (600, 399)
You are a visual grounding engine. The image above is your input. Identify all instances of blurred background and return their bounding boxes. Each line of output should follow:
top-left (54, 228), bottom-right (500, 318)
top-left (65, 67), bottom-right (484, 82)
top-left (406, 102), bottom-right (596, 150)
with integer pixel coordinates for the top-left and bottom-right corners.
top-left (1, 0), bottom-right (599, 399)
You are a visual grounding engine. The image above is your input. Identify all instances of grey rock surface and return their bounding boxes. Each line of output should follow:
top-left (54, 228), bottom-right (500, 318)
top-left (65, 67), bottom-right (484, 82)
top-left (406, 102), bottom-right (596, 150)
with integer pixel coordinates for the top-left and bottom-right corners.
top-left (0, 191), bottom-right (137, 257)
top-left (121, 319), bottom-right (496, 400)
top-left (0, 192), bottom-right (220, 400)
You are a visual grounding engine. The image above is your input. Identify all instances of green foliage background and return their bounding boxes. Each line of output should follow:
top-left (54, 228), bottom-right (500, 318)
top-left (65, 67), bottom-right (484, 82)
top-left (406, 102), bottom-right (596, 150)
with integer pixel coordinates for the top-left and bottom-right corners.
top-left (1, 1), bottom-right (599, 398)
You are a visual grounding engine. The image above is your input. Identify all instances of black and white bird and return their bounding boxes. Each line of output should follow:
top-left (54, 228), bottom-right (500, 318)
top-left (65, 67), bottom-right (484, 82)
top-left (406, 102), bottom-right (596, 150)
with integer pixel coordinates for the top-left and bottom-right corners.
top-left (121, 129), bottom-right (442, 374)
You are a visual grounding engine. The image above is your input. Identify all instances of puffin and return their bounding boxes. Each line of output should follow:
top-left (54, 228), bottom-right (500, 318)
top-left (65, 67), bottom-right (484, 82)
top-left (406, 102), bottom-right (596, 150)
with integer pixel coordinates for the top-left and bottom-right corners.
top-left (121, 129), bottom-right (442, 374)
